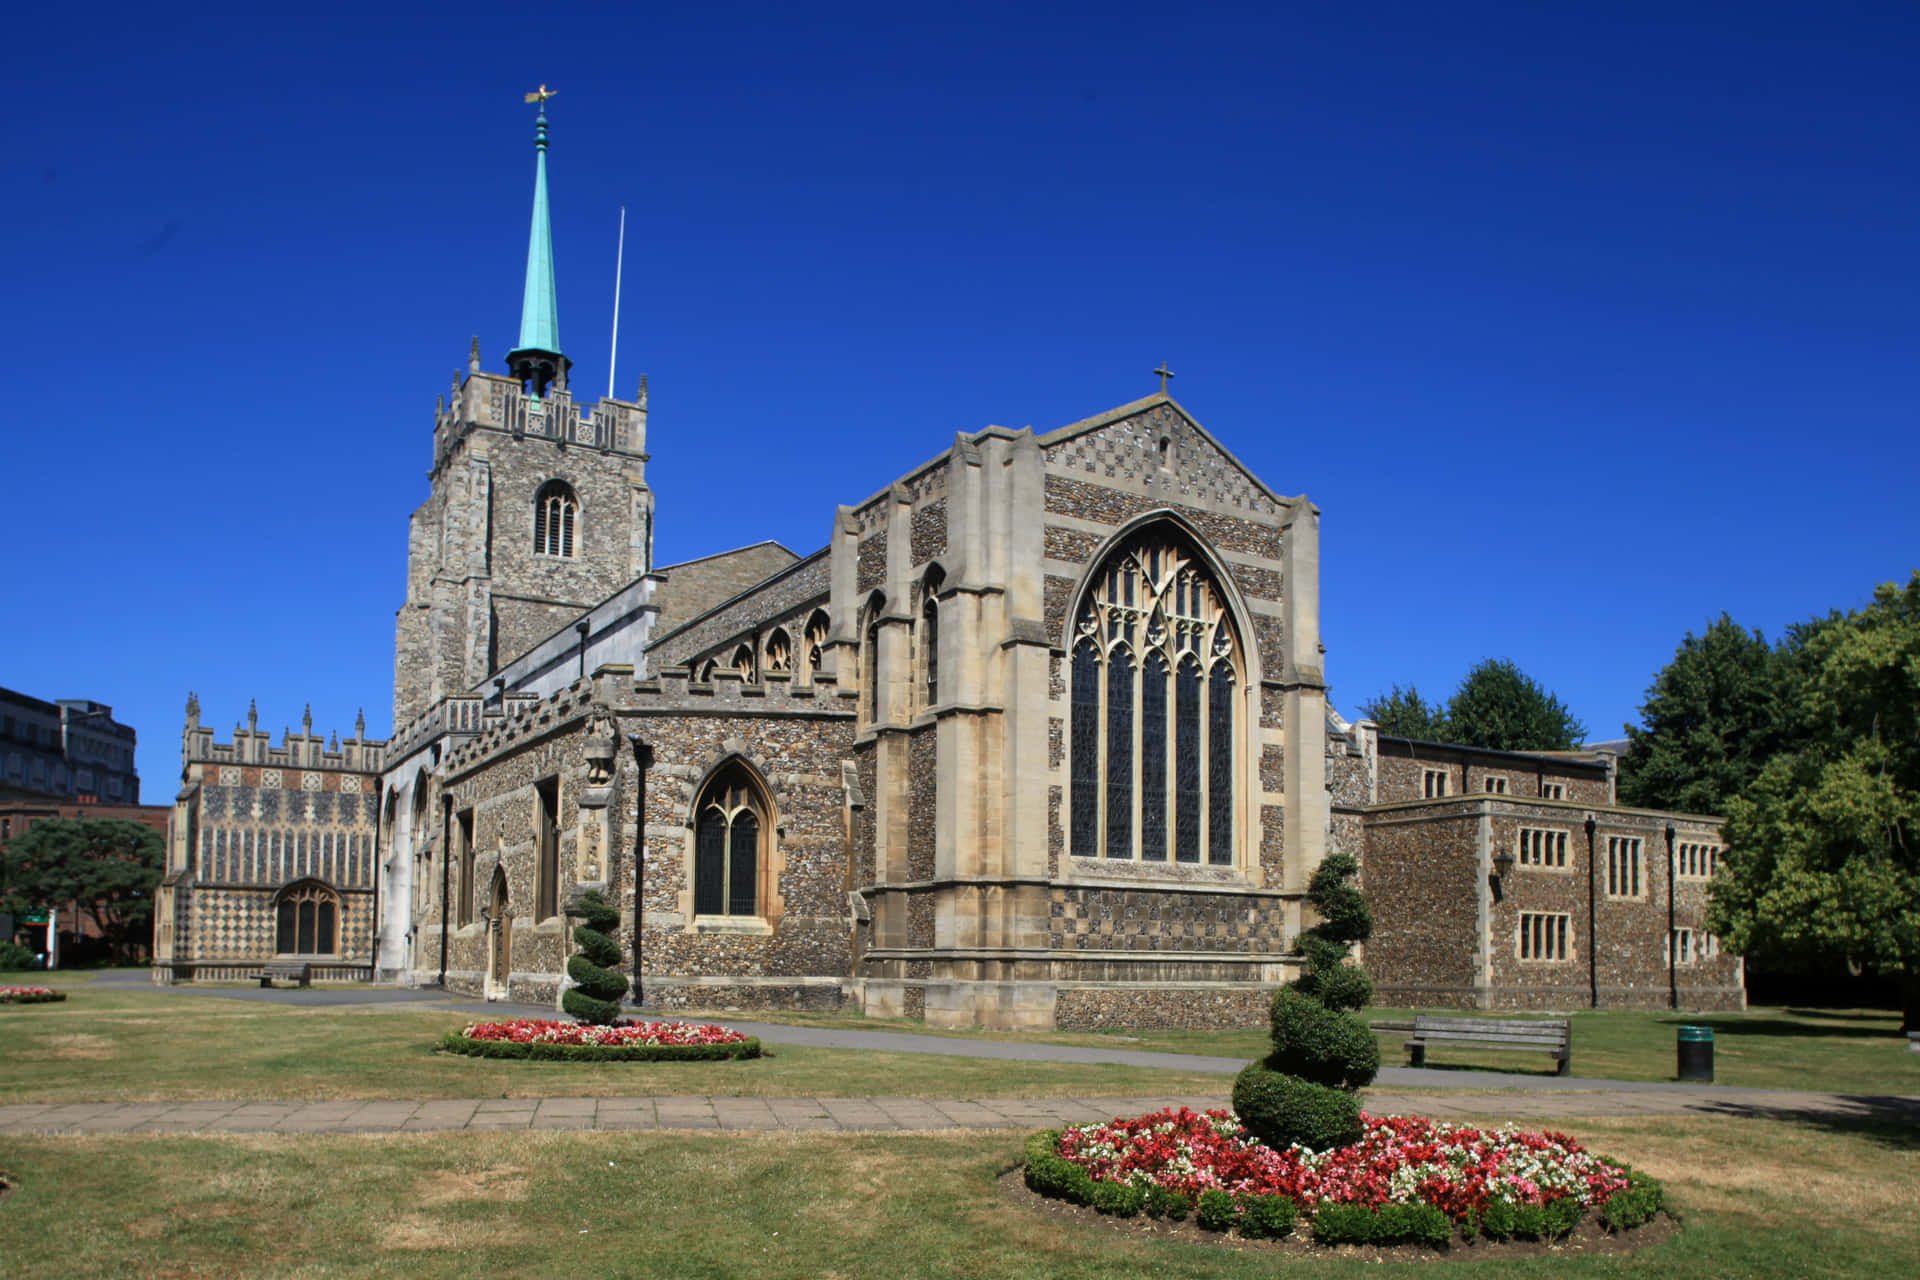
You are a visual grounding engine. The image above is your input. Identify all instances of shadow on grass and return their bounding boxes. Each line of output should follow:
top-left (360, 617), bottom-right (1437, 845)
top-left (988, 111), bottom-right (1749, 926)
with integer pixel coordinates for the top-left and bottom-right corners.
top-left (1688, 1094), bottom-right (1920, 1151)
top-left (1654, 1014), bottom-right (1902, 1042)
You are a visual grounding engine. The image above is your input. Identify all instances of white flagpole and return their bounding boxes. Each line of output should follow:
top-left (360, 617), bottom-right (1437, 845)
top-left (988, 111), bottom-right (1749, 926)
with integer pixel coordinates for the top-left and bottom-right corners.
top-left (608, 205), bottom-right (626, 400)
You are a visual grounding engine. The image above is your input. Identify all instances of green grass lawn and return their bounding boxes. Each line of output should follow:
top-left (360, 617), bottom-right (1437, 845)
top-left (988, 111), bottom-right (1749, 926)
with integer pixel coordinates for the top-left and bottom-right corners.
top-left (1, 1110), bottom-right (1913, 1278)
top-left (728, 1004), bottom-right (1920, 1095)
top-left (0, 987), bottom-right (1231, 1104)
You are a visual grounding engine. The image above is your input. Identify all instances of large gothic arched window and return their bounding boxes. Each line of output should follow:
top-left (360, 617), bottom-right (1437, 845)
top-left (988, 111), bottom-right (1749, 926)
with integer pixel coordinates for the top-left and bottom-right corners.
top-left (1070, 531), bottom-right (1240, 866)
top-left (534, 480), bottom-right (579, 558)
top-left (274, 880), bottom-right (339, 955)
top-left (693, 763), bottom-right (770, 918)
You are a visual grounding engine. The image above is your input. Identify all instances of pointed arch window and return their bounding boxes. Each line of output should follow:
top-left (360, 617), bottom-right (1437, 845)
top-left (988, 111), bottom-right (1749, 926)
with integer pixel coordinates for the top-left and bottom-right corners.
top-left (274, 880), bottom-right (339, 955)
top-left (765, 628), bottom-right (793, 675)
top-left (693, 763), bottom-right (769, 918)
top-left (862, 593), bottom-right (886, 725)
top-left (919, 567), bottom-right (944, 710)
top-left (534, 480), bottom-right (579, 558)
top-left (803, 610), bottom-right (830, 677)
top-left (1069, 530), bottom-right (1241, 867)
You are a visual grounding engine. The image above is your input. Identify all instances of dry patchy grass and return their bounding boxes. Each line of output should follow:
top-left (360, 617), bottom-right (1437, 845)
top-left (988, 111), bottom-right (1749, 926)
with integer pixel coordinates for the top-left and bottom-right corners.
top-left (0, 1112), bottom-right (1914, 1278)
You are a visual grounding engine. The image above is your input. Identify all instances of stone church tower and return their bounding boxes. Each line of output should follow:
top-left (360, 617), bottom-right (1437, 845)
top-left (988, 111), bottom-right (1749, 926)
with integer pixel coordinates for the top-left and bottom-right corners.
top-left (393, 97), bottom-right (654, 727)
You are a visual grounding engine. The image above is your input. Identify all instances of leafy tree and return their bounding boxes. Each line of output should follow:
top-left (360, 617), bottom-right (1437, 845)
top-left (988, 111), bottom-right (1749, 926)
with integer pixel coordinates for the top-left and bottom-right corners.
top-left (1712, 574), bottom-right (1920, 1032)
top-left (1443, 658), bottom-right (1586, 752)
top-left (1619, 615), bottom-right (1792, 813)
top-left (0, 818), bottom-right (164, 964)
top-left (1357, 684), bottom-right (1448, 739)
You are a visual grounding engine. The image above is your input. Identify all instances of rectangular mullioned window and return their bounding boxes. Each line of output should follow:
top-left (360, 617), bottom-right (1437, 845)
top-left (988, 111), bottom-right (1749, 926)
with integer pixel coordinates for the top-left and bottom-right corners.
top-left (1677, 841), bottom-right (1720, 879)
top-left (1516, 827), bottom-right (1569, 868)
top-left (1422, 769), bottom-right (1449, 798)
top-left (1484, 775), bottom-right (1509, 794)
top-left (1540, 783), bottom-right (1566, 800)
top-left (1606, 836), bottom-right (1644, 898)
top-left (1519, 913), bottom-right (1571, 961)
top-left (1666, 930), bottom-right (1720, 964)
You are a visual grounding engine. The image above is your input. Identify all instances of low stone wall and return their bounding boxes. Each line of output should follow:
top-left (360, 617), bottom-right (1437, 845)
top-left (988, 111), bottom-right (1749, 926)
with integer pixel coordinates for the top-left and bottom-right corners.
top-left (643, 975), bottom-right (854, 1013)
top-left (1053, 983), bottom-right (1279, 1030)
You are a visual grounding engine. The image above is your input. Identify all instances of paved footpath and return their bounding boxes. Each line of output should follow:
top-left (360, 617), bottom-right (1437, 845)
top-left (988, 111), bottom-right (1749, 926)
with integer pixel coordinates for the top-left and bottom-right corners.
top-left (3, 1087), bottom-right (1912, 1137)
top-left (12, 974), bottom-right (1911, 1137)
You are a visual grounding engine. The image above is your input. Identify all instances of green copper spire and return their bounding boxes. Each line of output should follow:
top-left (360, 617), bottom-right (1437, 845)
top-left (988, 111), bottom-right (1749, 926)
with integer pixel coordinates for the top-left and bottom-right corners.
top-left (507, 85), bottom-right (571, 398)
top-left (518, 98), bottom-right (561, 354)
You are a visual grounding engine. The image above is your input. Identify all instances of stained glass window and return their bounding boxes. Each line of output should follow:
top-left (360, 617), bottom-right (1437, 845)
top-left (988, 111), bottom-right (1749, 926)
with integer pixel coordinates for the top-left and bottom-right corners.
top-left (1209, 660), bottom-right (1234, 865)
top-left (695, 764), bottom-right (771, 918)
top-left (730, 812), bottom-right (759, 916)
top-left (1141, 652), bottom-right (1168, 861)
top-left (274, 881), bottom-right (338, 955)
top-left (1071, 530), bottom-right (1241, 869)
top-left (1070, 639), bottom-right (1100, 859)
top-left (1106, 648), bottom-right (1134, 858)
top-left (1175, 657), bottom-right (1202, 863)
top-left (694, 811), bottom-right (726, 915)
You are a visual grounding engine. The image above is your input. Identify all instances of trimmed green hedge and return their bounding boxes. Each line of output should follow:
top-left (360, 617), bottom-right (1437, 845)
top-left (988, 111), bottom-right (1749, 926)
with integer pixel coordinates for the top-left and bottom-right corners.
top-left (0, 991), bottom-right (66, 1005)
top-left (439, 1032), bottom-right (760, 1062)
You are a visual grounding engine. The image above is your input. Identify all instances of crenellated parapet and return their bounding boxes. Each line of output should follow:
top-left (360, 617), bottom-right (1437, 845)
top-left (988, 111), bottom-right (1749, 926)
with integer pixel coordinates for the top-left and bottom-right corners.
top-left (432, 367), bottom-right (648, 476)
top-left (181, 694), bottom-right (387, 776)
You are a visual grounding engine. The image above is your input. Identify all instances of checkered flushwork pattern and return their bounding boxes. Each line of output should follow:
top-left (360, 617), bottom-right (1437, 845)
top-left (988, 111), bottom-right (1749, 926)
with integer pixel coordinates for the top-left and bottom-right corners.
top-left (1049, 407), bottom-right (1280, 516)
top-left (1047, 886), bottom-right (1287, 953)
top-left (192, 889), bottom-right (274, 959)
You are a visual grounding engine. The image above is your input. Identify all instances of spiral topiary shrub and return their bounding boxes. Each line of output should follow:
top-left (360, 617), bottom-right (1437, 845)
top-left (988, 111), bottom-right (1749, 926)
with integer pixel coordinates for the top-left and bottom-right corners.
top-left (1230, 1062), bottom-right (1363, 1153)
top-left (561, 890), bottom-right (627, 1025)
top-left (1232, 851), bottom-right (1378, 1152)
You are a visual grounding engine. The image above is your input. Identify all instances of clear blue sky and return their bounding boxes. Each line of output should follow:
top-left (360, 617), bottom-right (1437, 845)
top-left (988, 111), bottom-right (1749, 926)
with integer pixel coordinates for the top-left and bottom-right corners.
top-left (4, 1), bottom-right (1915, 798)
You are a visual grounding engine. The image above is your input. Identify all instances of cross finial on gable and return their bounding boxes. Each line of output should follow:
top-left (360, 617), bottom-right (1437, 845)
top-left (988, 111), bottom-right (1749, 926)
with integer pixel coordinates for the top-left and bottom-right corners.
top-left (1153, 362), bottom-right (1175, 394)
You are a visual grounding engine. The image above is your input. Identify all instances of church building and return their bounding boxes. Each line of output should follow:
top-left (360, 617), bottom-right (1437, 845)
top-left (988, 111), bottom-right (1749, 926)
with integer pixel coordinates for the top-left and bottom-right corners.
top-left (153, 99), bottom-right (1744, 1022)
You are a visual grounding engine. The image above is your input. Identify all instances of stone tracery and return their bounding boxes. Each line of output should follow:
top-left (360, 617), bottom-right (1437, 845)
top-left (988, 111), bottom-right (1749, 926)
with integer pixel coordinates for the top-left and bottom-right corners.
top-left (1070, 529), bottom-right (1239, 866)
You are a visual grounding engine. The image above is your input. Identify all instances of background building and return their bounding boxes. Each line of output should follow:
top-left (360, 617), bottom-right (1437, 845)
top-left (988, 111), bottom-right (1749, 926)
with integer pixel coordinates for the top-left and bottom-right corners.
top-left (1, 687), bottom-right (140, 803)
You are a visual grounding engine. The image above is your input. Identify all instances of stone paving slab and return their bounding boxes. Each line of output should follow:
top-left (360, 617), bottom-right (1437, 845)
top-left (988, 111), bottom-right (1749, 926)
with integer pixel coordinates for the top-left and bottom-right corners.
top-left (1, 1086), bottom-right (1913, 1138)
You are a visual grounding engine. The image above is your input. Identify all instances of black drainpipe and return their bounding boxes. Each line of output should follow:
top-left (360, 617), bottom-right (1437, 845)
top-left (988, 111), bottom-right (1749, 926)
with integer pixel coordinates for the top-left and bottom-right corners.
top-left (1585, 813), bottom-right (1599, 1009)
top-left (438, 792), bottom-right (452, 988)
top-left (369, 789), bottom-right (383, 982)
top-left (1665, 823), bottom-right (1678, 1011)
top-left (626, 735), bottom-right (653, 1008)
top-left (577, 621), bottom-right (591, 682)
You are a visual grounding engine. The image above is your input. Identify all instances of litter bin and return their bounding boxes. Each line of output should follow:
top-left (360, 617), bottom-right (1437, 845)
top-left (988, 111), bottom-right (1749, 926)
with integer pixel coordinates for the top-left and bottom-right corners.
top-left (1677, 1025), bottom-right (1714, 1083)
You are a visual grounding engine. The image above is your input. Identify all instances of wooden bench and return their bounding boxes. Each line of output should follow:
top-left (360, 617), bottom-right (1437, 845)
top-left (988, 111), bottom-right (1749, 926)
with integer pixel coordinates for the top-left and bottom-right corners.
top-left (251, 963), bottom-right (313, 989)
top-left (1405, 1015), bottom-right (1572, 1076)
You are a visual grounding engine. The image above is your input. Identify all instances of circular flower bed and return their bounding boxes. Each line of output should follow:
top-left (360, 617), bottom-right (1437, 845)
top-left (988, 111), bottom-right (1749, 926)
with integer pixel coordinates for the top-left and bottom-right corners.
top-left (440, 1018), bottom-right (761, 1062)
top-left (0, 986), bottom-right (66, 1005)
top-left (1024, 1107), bottom-right (1663, 1247)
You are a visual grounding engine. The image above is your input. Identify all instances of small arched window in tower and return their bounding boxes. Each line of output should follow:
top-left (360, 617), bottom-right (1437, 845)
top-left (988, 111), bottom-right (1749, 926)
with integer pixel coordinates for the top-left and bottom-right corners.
top-left (919, 567), bottom-right (944, 709)
top-left (274, 880), bottom-right (339, 955)
top-left (534, 480), bottom-right (579, 558)
top-left (863, 592), bottom-right (885, 725)
top-left (693, 763), bottom-right (770, 918)
top-left (1070, 528), bottom-right (1242, 867)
